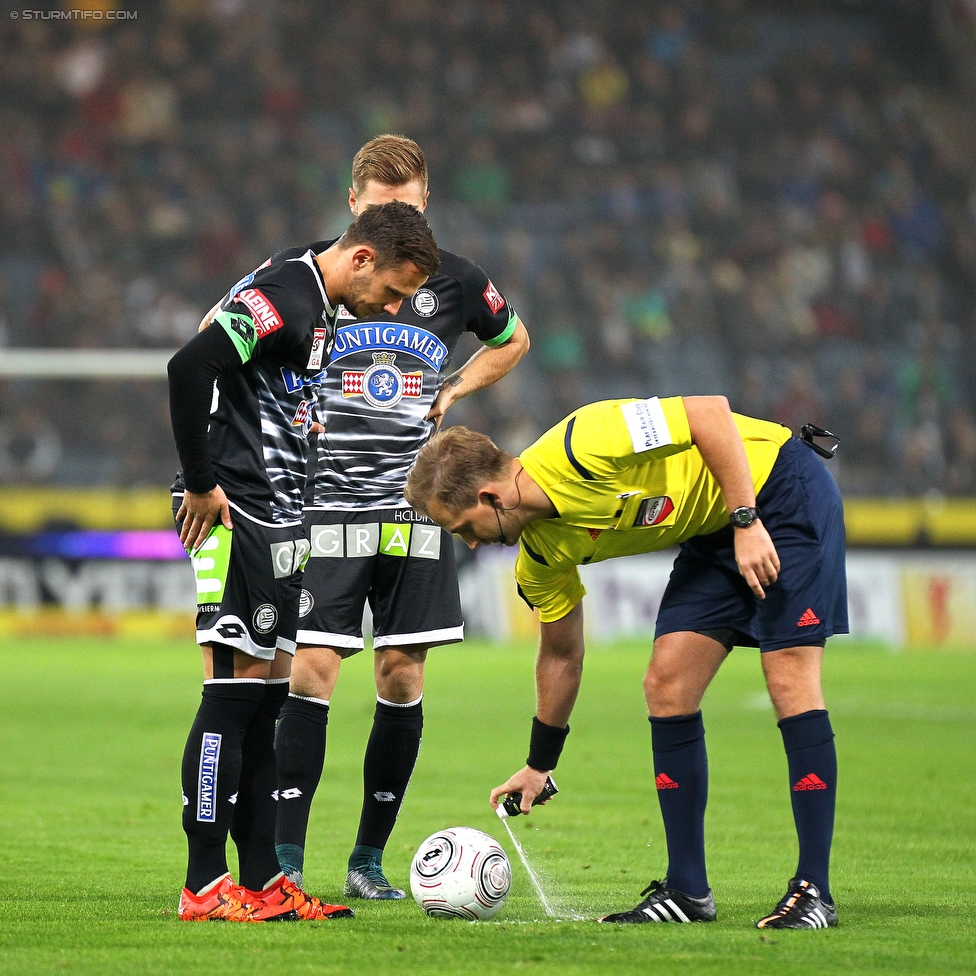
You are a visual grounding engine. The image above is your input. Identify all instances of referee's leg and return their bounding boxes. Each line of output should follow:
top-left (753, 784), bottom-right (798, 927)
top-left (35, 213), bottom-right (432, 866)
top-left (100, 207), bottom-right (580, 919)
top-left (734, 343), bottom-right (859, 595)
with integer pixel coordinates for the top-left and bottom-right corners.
top-left (643, 633), bottom-right (727, 899)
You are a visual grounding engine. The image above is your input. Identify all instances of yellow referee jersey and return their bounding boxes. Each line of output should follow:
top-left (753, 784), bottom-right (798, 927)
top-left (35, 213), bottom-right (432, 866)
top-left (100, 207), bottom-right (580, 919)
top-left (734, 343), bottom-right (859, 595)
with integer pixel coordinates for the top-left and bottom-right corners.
top-left (516, 397), bottom-right (792, 622)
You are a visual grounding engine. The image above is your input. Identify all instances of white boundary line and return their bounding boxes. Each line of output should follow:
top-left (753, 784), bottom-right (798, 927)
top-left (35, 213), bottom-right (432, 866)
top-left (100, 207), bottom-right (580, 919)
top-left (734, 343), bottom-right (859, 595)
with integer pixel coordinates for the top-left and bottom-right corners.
top-left (0, 349), bottom-right (177, 378)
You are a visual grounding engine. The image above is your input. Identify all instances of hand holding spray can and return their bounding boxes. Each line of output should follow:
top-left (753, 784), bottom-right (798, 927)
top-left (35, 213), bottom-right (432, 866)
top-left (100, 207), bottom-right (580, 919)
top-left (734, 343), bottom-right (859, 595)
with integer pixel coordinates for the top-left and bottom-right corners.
top-left (499, 776), bottom-right (558, 818)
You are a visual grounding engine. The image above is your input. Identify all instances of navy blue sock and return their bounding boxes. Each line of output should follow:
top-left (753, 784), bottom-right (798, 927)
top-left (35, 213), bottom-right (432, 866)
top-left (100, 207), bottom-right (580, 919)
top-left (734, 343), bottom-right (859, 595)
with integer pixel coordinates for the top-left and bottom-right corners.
top-left (779, 709), bottom-right (836, 903)
top-left (649, 711), bottom-right (709, 898)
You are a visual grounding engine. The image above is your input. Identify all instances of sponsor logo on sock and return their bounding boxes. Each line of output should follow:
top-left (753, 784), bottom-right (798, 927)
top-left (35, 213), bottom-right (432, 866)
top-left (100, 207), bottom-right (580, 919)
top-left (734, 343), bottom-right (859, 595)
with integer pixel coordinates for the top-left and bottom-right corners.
top-left (797, 608), bottom-right (821, 627)
top-left (655, 773), bottom-right (679, 790)
top-left (793, 773), bottom-right (828, 791)
top-left (197, 732), bottom-right (221, 822)
top-left (279, 788), bottom-right (303, 800)
top-left (374, 791), bottom-right (397, 801)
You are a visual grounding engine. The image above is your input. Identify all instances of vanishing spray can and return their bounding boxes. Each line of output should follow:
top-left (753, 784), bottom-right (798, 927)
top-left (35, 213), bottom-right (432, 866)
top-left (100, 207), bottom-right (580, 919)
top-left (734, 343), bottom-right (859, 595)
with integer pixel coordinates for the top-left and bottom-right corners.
top-left (501, 776), bottom-right (559, 818)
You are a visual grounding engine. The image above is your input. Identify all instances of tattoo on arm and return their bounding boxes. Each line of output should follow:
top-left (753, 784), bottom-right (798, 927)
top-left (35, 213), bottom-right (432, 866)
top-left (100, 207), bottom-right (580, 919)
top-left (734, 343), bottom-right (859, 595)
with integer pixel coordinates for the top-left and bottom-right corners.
top-left (445, 374), bottom-right (464, 389)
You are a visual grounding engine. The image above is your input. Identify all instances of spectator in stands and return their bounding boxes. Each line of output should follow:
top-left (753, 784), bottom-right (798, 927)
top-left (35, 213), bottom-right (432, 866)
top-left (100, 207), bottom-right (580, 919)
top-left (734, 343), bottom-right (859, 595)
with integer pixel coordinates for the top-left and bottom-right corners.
top-left (0, 2), bottom-right (974, 495)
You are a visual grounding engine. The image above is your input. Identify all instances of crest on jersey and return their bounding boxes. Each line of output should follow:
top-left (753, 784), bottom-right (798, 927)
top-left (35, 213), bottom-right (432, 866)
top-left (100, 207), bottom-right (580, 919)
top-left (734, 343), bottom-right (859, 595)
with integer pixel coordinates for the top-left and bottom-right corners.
top-left (342, 352), bottom-right (423, 409)
top-left (252, 603), bottom-right (278, 634)
top-left (634, 496), bottom-right (675, 527)
top-left (411, 288), bottom-right (438, 317)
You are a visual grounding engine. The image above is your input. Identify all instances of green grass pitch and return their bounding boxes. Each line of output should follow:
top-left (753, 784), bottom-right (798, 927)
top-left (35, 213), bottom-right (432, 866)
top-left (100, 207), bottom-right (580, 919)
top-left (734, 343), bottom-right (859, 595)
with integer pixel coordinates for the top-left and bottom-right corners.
top-left (1, 635), bottom-right (974, 975)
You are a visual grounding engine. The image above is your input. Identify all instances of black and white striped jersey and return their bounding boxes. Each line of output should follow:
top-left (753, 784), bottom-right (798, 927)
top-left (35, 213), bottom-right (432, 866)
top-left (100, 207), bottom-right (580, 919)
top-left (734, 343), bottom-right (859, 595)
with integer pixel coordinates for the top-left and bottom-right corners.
top-left (306, 247), bottom-right (517, 511)
top-left (171, 246), bottom-right (334, 524)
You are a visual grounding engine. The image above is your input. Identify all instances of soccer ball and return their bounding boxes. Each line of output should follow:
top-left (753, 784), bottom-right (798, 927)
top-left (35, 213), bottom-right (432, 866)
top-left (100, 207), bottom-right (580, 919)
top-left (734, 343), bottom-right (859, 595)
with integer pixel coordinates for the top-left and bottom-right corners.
top-left (410, 826), bottom-right (512, 920)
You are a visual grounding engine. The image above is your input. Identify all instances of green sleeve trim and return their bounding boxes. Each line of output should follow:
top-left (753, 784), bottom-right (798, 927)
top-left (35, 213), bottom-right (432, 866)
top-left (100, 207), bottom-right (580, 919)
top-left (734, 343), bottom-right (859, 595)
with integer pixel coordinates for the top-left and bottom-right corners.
top-left (483, 305), bottom-right (518, 347)
top-left (213, 309), bottom-right (258, 363)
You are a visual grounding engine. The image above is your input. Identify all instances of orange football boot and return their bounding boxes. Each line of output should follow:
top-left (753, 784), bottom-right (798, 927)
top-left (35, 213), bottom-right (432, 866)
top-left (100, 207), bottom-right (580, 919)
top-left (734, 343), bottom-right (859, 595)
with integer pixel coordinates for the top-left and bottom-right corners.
top-left (243, 875), bottom-right (354, 921)
top-left (178, 873), bottom-right (251, 922)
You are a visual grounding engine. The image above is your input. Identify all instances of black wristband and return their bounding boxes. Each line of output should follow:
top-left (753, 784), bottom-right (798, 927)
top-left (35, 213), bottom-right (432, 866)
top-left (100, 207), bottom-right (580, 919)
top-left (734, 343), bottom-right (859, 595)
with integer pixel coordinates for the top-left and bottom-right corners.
top-left (526, 716), bottom-right (569, 772)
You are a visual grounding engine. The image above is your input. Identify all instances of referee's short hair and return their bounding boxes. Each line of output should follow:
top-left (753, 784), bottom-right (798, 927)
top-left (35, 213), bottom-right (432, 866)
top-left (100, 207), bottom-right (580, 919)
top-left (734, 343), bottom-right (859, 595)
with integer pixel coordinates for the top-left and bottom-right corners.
top-left (340, 201), bottom-right (440, 278)
top-left (406, 426), bottom-right (513, 516)
top-left (352, 134), bottom-right (428, 195)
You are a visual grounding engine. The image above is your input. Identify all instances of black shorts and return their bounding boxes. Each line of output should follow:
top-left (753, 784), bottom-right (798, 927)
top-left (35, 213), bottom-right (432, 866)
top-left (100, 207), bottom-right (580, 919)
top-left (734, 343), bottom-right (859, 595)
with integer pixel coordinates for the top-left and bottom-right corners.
top-left (173, 494), bottom-right (308, 660)
top-left (655, 438), bottom-right (849, 652)
top-left (298, 507), bottom-right (464, 654)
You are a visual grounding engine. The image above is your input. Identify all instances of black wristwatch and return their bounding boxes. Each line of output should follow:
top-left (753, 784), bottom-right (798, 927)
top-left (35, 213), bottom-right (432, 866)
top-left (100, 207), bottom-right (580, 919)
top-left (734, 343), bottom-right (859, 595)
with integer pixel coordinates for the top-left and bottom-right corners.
top-left (730, 506), bottom-right (761, 528)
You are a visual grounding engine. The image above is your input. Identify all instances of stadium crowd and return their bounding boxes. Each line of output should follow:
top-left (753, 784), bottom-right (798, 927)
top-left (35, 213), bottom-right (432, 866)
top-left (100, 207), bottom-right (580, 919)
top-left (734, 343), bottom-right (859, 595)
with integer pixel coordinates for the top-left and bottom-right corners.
top-left (2, 0), bottom-right (975, 497)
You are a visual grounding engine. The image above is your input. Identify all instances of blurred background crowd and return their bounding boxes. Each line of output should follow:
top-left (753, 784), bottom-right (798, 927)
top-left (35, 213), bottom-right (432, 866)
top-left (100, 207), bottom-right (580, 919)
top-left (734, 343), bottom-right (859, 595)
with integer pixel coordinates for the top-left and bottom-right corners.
top-left (2, 0), bottom-right (976, 497)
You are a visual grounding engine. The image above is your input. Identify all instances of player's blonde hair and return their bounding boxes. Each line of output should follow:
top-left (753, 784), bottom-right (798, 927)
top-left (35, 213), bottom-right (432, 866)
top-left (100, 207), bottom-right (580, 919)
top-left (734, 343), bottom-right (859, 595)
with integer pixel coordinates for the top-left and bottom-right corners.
top-left (352, 135), bottom-right (428, 196)
top-left (406, 427), bottom-right (513, 516)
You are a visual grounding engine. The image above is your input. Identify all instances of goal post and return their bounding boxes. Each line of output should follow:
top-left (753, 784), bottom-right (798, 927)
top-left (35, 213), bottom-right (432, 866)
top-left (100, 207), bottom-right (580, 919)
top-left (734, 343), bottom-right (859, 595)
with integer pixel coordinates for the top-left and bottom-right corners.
top-left (0, 349), bottom-right (177, 378)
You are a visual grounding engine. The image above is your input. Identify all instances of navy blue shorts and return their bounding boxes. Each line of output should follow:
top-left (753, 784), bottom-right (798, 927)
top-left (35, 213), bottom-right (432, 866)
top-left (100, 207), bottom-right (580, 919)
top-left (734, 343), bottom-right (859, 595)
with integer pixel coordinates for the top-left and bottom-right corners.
top-left (655, 438), bottom-right (849, 652)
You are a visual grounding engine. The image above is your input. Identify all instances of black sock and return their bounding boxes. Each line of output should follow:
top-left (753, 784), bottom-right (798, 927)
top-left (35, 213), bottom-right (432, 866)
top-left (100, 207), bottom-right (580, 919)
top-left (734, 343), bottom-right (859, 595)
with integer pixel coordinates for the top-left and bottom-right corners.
top-left (181, 680), bottom-right (264, 894)
top-left (649, 711), bottom-right (709, 898)
top-left (779, 709), bottom-right (836, 903)
top-left (352, 699), bottom-right (423, 858)
top-left (274, 694), bottom-right (330, 877)
top-left (230, 679), bottom-right (289, 891)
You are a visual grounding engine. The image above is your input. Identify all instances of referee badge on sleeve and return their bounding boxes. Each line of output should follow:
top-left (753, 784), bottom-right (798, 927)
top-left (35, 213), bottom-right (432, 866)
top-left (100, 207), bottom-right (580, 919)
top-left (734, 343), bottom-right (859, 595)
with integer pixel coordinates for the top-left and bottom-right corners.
top-left (621, 397), bottom-right (672, 453)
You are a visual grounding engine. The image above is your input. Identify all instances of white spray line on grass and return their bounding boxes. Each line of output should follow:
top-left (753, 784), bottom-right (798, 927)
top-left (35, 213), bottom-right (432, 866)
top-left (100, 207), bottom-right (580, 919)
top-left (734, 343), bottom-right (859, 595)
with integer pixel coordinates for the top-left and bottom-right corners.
top-left (499, 813), bottom-right (556, 915)
top-left (497, 813), bottom-right (588, 920)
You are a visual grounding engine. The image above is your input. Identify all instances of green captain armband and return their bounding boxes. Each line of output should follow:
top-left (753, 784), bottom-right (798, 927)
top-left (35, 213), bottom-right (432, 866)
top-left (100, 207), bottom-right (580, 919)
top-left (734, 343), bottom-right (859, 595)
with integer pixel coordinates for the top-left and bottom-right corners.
top-left (213, 309), bottom-right (258, 363)
top-left (483, 303), bottom-right (518, 347)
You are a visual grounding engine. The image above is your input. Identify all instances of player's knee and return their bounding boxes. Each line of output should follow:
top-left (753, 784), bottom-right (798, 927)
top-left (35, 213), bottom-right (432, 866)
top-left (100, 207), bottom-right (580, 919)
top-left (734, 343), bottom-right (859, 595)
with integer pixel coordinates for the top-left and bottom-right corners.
top-left (290, 645), bottom-right (341, 699)
top-left (376, 648), bottom-right (426, 702)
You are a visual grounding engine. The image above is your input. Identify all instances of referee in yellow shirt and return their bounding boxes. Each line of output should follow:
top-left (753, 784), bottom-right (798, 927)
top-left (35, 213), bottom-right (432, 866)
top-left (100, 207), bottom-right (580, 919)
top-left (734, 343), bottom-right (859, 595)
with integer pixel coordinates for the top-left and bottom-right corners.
top-left (405, 395), bottom-right (847, 929)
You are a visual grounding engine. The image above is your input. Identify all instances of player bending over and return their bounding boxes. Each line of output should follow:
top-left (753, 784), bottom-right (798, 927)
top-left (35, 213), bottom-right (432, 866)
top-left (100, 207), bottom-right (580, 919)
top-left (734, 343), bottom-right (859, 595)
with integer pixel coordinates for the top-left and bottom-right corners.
top-left (168, 202), bottom-right (438, 921)
top-left (406, 395), bottom-right (846, 929)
